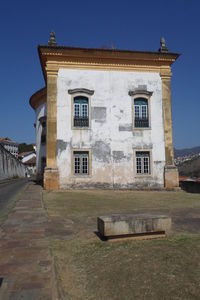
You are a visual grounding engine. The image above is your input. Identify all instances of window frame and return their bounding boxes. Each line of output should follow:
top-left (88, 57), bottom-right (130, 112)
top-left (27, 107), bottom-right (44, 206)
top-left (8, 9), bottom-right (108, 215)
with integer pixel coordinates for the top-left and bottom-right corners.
top-left (71, 149), bottom-right (92, 177)
top-left (69, 89), bottom-right (94, 130)
top-left (41, 156), bottom-right (46, 175)
top-left (73, 96), bottom-right (89, 128)
top-left (136, 151), bottom-right (150, 175)
top-left (129, 90), bottom-right (152, 130)
top-left (39, 116), bottom-right (46, 145)
top-left (133, 149), bottom-right (153, 178)
top-left (74, 152), bottom-right (89, 175)
top-left (133, 96), bottom-right (150, 129)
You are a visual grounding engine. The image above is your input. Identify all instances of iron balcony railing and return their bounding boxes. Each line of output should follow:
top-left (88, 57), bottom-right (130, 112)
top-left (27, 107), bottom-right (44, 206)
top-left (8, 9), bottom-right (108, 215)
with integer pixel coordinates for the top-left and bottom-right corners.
top-left (74, 117), bottom-right (89, 127)
top-left (135, 118), bottom-right (149, 128)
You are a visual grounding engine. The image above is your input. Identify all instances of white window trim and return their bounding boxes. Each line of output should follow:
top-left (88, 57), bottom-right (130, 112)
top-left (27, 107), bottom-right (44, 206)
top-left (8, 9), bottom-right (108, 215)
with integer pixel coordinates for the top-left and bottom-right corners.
top-left (133, 149), bottom-right (153, 178)
top-left (71, 93), bottom-right (92, 130)
top-left (136, 153), bottom-right (150, 174)
top-left (71, 148), bottom-right (92, 177)
top-left (74, 152), bottom-right (89, 175)
top-left (131, 93), bottom-right (152, 130)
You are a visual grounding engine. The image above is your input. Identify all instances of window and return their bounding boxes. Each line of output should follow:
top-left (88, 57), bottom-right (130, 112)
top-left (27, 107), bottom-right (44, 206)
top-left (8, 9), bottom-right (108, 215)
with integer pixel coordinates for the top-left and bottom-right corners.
top-left (41, 134), bottom-right (46, 144)
top-left (41, 121), bottom-right (46, 144)
top-left (74, 151), bottom-right (89, 175)
top-left (42, 121), bottom-right (46, 128)
top-left (41, 157), bottom-right (46, 175)
top-left (73, 96), bottom-right (89, 127)
top-left (134, 98), bottom-right (149, 128)
top-left (136, 151), bottom-right (150, 175)
top-left (39, 117), bottom-right (46, 144)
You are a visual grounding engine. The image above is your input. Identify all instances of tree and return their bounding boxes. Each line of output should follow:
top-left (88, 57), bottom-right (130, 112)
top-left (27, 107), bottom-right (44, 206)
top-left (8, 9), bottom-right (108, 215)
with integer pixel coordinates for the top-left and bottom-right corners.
top-left (18, 143), bottom-right (34, 153)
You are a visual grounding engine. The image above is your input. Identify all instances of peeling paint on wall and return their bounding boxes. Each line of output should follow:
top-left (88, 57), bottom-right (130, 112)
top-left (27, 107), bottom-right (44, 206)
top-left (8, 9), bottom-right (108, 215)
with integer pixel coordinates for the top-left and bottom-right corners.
top-left (132, 131), bottom-right (144, 137)
top-left (93, 141), bottom-right (111, 162)
top-left (60, 181), bottom-right (163, 190)
top-left (119, 124), bottom-right (132, 132)
top-left (57, 140), bottom-right (68, 155)
top-left (137, 84), bottom-right (147, 90)
top-left (112, 151), bottom-right (126, 162)
top-left (57, 68), bottom-right (166, 189)
top-left (91, 107), bottom-right (107, 122)
top-left (133, 144), bottom-right (153, 149)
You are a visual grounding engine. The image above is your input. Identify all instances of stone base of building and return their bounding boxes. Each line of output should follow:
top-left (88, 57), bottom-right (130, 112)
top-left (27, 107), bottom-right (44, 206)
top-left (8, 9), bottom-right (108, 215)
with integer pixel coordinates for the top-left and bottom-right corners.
top-left (164, 165), bottom-right (179, 189)
top-left (44, 167), bottom-right (59, 190)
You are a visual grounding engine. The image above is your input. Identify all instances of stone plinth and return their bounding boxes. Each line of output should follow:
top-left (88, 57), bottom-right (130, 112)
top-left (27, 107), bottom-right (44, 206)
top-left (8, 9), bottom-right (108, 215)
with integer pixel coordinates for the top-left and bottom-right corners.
top-left (44, 167), bottom-right (59, 190)
top-left (97, 214), bottom-right (171, 238)
top-left (164, 165), bottom-right (179, 189)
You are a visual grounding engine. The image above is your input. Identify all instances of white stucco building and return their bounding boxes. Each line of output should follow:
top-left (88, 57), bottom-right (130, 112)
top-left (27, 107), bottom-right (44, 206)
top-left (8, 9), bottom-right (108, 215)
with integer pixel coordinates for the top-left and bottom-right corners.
top-left (0, 137), bottom-right (19, 158)
top-left (30, 88), bottom-right (46, 180)
top-left (30, 33), bottom-right (179, 190)
top-left (20, 152), bottom-right (37, 175)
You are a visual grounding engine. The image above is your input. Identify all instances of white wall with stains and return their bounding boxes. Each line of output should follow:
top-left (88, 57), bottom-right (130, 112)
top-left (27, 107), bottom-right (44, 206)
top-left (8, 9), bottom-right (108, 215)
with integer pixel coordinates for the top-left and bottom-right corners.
top-left (57, 68), bottom-right (165, 189)
top-left (0, 144), bottom-right (26, 180)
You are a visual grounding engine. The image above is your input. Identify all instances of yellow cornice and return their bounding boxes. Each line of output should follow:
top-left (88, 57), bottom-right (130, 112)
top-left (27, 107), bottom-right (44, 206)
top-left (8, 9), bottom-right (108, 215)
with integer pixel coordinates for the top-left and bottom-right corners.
top-left (160, 66), bottom-right (172, 80)
top-left (46, 60), bottom-right (162, 72)
top-left (42, 60), bottom-right (174, 83)
top-left (46, 62), bottom-right (58, 76)
top-left (39, 46), bottom-right (179, 82)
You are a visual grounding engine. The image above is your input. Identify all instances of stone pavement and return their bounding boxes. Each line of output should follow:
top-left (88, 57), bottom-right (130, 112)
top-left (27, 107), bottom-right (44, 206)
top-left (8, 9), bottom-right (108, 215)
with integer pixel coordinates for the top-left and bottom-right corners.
top-left (0, 182), bottom-right (56, 300)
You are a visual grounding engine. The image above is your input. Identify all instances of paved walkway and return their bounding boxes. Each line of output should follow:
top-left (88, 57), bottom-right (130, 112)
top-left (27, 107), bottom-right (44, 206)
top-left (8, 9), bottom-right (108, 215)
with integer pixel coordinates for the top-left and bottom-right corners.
top-left (0, 178), bottom-right (28, 221)
top-left (0, 182), bottom-right (56, 300)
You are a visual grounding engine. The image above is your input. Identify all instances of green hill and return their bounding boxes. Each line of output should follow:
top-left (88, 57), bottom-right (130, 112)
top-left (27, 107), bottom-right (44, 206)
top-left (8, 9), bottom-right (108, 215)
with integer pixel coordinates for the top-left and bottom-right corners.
top-left (178, 156), bottom-right (200, 177)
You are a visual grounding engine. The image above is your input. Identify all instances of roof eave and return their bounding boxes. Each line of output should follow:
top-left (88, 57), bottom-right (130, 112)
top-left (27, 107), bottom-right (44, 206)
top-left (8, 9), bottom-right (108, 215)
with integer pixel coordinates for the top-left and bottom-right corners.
top-left (38, 44), bottom-right (180, 82)
top-left (29, 87), bottom-right (46, 110)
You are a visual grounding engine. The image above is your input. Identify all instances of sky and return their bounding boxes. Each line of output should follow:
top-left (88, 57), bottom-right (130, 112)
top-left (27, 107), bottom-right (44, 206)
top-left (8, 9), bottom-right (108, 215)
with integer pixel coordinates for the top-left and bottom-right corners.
top-left (0, 0), bottom-right (199, 149)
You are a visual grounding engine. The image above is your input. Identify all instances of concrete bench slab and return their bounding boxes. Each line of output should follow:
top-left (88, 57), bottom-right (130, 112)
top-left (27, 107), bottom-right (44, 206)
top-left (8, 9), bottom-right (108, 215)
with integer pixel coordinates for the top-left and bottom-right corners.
top-left (97, 214), bottom-right (171, 240)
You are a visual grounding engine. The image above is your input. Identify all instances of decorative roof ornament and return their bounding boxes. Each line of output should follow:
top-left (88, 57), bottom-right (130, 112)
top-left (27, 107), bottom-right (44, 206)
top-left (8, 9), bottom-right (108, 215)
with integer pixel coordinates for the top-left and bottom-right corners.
top-left (159, 37), bottom-right (168, 53)
top-left (48, 31), bottom-right (57, 46)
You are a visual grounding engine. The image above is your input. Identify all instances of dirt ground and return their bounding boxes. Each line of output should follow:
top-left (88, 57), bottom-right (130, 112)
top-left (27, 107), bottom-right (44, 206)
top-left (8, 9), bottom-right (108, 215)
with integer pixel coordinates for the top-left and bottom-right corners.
top-left (44, 190), bottom-right (200, 300)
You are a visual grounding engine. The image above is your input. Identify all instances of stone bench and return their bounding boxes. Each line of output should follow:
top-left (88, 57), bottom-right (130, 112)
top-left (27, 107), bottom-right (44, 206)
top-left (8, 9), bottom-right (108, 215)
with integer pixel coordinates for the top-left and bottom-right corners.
top-left (97, 214), bottom-right (171, 240)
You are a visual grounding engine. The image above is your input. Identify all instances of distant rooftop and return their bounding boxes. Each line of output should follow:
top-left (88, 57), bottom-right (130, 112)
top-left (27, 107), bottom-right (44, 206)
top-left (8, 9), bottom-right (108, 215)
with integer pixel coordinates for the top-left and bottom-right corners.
top-left (0, 137), bottom-right (18, 145)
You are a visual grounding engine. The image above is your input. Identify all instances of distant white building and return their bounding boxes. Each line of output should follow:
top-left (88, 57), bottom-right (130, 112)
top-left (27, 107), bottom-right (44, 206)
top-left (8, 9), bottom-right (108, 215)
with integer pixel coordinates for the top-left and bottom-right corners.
top-left (30, 33), bottom-right (179, 190)
top-left (22, 153), bottom-right (36, 175)
top-left (0, 137), bottom-right (18, 158)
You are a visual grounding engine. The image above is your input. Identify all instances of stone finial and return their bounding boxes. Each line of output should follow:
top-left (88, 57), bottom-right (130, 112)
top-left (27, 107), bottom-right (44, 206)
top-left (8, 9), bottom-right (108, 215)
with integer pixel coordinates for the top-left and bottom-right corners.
top-left (159, 37), bottom-right (168, 53)
top-left (48, 31), bottom-right (57, 46)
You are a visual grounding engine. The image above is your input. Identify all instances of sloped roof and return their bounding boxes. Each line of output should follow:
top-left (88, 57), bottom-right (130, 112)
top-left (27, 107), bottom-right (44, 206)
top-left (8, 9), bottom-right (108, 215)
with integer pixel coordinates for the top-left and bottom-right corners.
top-left (24, 156), bottom-right (36, 165)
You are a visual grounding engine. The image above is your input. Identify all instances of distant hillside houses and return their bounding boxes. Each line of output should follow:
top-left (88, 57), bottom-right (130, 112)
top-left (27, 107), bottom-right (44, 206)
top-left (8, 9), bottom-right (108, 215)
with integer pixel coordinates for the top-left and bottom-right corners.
top-left (174, 150), bottom-right (200, 166)
top-left (174, 146), bottom-right (200, 158)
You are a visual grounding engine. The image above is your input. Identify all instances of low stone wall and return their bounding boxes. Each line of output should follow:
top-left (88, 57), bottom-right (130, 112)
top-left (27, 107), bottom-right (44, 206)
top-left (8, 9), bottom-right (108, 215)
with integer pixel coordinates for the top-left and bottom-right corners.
top-left (98, 214), bottom-right (171, 239)
top-left (180, 180), bottom-right (200, 193)
top-left (0, 144), bottom-right (26, 180)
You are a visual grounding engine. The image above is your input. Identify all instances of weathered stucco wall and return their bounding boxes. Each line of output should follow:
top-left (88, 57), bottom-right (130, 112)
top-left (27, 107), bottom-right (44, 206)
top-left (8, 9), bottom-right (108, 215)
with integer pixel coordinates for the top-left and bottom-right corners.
top-left (57, 68), bottom-right (165, 189)
top-left (0, 144), bottom-right (26, 180)
top-left (35, 103), bottom-right (46, 179)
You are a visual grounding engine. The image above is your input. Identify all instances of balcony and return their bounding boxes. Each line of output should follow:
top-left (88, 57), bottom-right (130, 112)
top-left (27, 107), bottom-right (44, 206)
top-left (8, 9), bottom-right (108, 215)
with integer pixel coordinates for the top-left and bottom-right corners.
top-left (74, 117), bottom-right (89, 127)
top-left (135, 118), bottom-right (149, 128)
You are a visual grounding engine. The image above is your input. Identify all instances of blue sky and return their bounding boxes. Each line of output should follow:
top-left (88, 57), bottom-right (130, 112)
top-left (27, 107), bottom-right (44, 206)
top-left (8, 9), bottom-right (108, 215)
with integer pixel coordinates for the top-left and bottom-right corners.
top-left (0, 0), bottom-right (199, 149)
